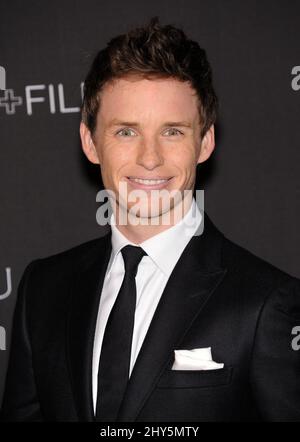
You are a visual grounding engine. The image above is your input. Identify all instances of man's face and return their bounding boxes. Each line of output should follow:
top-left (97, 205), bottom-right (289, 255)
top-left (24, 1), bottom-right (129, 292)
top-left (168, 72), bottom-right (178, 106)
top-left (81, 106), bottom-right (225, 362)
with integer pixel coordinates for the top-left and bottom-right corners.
top-left (80, 75), bottom-right (214, 221)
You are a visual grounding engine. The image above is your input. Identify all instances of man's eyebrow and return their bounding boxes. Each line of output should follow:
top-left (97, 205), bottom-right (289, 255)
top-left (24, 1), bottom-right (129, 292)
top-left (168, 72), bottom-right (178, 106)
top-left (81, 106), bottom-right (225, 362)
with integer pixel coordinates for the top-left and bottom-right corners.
top-left (163, 121), bottom-right (192, 128)
top-left (107, 119), bottom-right (193, 128)
top-left (107, 120), bottom-right (140, 128)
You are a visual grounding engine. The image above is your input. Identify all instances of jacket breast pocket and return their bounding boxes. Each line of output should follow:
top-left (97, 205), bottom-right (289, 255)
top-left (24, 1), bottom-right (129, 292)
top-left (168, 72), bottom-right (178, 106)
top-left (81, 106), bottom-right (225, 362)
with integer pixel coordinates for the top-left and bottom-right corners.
top-left (156, 366), bottom-right (233, 389)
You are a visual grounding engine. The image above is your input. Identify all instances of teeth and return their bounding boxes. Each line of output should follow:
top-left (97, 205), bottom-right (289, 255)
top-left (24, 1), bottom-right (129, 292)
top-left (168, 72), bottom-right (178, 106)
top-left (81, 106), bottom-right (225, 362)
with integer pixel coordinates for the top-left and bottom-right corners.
top-left (130, 178), bottom-right (169, 185)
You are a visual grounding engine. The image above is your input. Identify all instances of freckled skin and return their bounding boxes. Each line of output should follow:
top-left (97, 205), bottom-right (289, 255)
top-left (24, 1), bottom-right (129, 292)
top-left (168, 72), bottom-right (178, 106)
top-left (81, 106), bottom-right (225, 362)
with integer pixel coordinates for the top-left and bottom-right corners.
top-left (80, 75), bottom-right (215, 242)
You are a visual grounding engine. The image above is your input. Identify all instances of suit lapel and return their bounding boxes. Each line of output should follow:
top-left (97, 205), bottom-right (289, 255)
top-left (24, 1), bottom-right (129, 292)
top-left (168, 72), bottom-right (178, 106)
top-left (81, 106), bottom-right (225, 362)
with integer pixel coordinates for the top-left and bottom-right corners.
top-left (117, 213), bottom-right (227, 422)
top-left (66, 212), bottom-right (227, 422)
top-left (67, 231), bottom-right (112, 421)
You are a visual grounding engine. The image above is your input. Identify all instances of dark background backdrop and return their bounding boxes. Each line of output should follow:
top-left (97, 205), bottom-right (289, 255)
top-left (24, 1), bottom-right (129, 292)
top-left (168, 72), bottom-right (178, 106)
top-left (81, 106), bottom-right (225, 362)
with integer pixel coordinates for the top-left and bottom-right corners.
top-left (0, 0), bottom-right (299, 405)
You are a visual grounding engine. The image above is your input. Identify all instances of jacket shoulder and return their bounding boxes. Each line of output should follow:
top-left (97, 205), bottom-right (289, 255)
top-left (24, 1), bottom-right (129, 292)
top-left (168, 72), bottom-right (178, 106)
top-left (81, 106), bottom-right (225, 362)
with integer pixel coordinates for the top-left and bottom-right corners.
top-left (16, 233), bottom-right (111, 322)
top-left (29, 232), bottom-right (110, 272)
top-left (19, 232), bottom-right (111, 302)
top-left (221, 231), bottom-right (299, 298)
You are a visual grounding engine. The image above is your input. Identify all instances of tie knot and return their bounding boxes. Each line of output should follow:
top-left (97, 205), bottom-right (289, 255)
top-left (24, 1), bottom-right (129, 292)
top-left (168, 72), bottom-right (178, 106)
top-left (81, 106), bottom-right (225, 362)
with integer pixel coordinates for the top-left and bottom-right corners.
top-left (121, 245), bottom-right (147, 276)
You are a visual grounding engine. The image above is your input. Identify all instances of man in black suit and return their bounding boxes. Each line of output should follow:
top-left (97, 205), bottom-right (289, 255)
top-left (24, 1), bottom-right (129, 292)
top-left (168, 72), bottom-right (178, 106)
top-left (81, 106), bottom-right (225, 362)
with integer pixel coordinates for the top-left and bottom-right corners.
top-left (1, 16), bottom-right (300, 422)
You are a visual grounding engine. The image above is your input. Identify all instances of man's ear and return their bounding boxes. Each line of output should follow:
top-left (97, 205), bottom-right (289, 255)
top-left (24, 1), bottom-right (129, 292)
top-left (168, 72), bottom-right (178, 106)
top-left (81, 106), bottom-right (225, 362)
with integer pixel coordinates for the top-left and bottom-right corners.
top-left (197, 124), bottom-right (215, 164)
top-left (80, 121), bottom-right (100, 164)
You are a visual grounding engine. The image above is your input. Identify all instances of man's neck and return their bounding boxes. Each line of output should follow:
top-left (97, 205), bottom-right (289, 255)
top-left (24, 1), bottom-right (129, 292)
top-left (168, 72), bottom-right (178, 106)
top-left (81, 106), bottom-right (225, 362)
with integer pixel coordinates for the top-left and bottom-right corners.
top-left (112, 197), bottom-right (194, 244)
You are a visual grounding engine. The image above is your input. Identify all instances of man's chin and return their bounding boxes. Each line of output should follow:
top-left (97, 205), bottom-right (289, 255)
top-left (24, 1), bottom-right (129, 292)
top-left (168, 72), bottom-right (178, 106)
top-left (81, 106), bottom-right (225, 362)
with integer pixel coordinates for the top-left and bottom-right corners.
top-left (114, 189), bottom-right (192, 225)
top-left (121, 204), bottom-right (179, 227)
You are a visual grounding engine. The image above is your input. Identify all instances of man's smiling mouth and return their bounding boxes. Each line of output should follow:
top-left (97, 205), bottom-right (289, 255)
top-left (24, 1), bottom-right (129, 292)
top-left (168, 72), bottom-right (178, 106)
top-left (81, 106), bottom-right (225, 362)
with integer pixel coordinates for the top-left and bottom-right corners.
top-left (125, 176), bottom-right (173, 189)
top-left (128, 177), bottom-right (171, 184)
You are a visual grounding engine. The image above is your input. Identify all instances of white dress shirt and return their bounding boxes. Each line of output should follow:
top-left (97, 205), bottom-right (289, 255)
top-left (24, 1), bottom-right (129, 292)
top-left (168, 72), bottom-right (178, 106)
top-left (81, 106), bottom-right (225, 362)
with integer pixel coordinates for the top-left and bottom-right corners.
top-left (92, 197), bottom-right (202, 412)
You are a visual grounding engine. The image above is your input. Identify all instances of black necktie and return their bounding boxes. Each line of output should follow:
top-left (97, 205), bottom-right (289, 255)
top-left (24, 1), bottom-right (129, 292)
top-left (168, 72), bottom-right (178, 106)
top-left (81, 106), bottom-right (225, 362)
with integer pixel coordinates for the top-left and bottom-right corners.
top-left (95, 244), bottom-right (147, 422)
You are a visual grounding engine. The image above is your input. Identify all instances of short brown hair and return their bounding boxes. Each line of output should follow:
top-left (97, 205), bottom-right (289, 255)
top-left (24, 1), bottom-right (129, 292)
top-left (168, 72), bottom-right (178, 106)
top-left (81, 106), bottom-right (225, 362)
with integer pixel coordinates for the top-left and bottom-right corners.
top-left (82, 16), bottom-right (218, 138)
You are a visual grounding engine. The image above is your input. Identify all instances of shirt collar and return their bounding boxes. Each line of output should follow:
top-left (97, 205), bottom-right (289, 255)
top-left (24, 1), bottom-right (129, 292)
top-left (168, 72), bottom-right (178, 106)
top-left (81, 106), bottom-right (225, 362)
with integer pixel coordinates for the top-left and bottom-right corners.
top-left (107, 197), bottom-right (202, 277)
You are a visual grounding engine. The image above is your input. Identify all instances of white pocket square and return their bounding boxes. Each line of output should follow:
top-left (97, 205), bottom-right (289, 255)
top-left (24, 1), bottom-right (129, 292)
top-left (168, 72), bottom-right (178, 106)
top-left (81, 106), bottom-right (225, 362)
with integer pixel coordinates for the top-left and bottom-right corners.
top-left (172, 347), bottom-right (224, 370)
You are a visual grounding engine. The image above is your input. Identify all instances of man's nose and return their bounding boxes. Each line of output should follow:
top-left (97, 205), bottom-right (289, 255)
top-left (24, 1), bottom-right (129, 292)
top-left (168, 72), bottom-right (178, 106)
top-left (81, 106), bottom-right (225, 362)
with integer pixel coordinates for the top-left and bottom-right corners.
top-left (136, 139), bottom-right (164, 170)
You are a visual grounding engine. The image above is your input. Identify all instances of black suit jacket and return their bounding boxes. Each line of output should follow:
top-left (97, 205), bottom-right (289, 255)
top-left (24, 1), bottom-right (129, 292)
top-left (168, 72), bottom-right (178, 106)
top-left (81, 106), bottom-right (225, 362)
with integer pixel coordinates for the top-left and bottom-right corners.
top-left (1, 213), bottom-right (300, 421)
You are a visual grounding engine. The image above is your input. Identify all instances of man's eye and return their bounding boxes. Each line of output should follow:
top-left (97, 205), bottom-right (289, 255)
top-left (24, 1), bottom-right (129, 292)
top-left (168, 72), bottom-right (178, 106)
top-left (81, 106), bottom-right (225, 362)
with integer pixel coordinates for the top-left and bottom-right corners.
top-left (116, 128), bottom-right (136, 137)
top-left (164, 128), bottom-right (183, 136)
